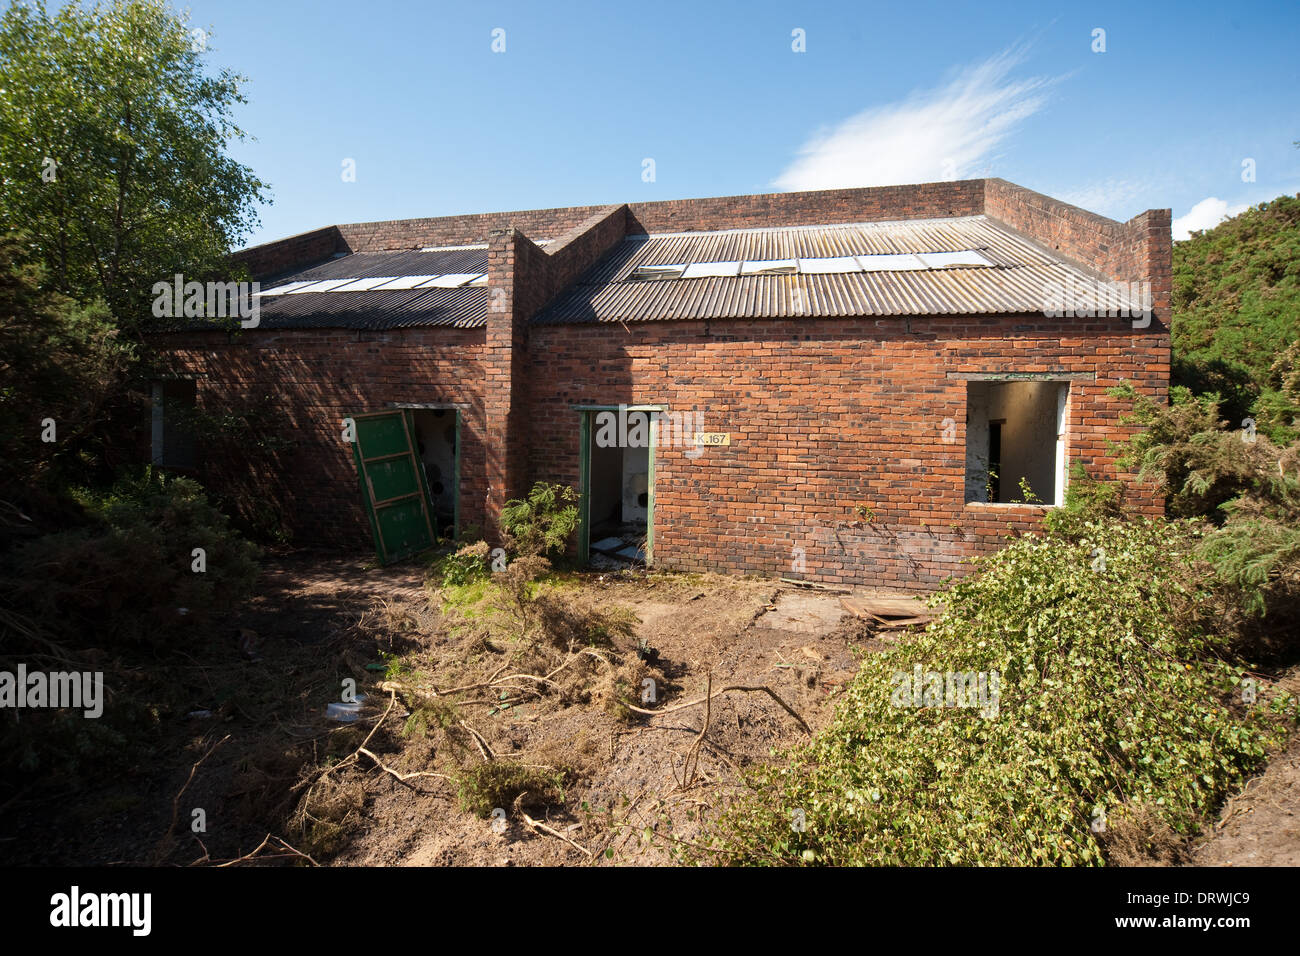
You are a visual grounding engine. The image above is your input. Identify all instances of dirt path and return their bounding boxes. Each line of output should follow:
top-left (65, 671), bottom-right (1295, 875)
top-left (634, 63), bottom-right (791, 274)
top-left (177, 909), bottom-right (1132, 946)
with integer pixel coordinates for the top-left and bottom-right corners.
top-left (1192, 729), bottom-right (1300, 866)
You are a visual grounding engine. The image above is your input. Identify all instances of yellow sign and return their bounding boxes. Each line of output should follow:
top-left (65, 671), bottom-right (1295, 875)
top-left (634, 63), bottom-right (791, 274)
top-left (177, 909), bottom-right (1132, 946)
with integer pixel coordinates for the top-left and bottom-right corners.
top-left (693, 432), bottom-right (731, 446)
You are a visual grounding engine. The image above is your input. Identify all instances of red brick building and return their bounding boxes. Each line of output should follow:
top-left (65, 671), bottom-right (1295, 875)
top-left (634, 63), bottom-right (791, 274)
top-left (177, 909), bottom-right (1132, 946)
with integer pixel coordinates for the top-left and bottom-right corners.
top-left (147, 178), bottom-right (1171, 587)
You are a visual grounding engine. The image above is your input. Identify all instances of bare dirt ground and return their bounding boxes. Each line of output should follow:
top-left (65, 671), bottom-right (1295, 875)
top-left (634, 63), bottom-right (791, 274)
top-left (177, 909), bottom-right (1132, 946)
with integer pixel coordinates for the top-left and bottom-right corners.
top-left (1190, 671), bottom-right (1300, 867)
top-left (339, 573), bottom-right (880, 867)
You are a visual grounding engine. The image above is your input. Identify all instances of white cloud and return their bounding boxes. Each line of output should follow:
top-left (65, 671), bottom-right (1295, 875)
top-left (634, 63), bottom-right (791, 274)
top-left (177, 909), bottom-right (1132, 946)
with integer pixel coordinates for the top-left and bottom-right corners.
top-left (1057, 179), bottom-right (1152, 220)
top-left (772, 50), bottom-right (1053, 191)
top-left (1172, 197), bottom-right (1250, 240)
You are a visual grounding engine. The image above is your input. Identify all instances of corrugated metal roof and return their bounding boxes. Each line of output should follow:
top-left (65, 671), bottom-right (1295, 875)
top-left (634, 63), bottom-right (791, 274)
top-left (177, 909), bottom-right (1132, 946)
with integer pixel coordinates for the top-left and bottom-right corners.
top-left (157, 248), bottom-right (493, 331)
top-left (250, 286), bottom-right (488, 330)
top-left (534, 215), bottom-right (1143, 324)
top-left (155, 285), bottom-right (488, 332)
top-left (263, 249), bottom-right (490, 327)
top-left (156, 214), bottom-right (1142, 334)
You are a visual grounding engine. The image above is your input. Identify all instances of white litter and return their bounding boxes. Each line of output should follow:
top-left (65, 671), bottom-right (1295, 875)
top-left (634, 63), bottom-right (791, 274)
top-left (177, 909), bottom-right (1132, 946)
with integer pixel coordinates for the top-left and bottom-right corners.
top-left (326, 694), bottom-right (367, 723)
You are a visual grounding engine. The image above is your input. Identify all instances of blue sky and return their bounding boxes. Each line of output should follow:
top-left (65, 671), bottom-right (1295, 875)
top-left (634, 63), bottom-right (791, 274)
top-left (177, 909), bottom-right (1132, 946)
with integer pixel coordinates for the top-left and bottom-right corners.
top-left (178, 0), bottom-right (1300, 248)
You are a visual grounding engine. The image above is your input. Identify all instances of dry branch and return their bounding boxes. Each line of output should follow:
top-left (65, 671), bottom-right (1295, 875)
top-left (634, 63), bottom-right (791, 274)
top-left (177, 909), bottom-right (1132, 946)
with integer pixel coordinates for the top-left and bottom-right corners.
top-left (622, 683), bottom-right (811, 735)
top-left (152, 733), bottom-right (231, 864)
top-left (357, 747), bottom-right (451, 788)
top-left (674, 672), bottom-right (712, 790)
top-left (459, 719), bottom-right (496, 761)
top-left (521, 811), bottom-right (593, 858)
top-left (211, 833), bottom-right (319, 867)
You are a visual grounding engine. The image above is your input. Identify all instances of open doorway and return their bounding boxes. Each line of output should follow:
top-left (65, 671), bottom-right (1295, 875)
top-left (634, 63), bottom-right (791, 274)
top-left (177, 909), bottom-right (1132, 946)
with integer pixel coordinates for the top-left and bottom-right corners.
top-left (150, 378), bottom-right (197, 471)
top-left (965, 381), bottom-right (1069, 505)
top-left (407, 407), bottom-right (460, 537)
top-left (578, 407), bottom-right (655, 567)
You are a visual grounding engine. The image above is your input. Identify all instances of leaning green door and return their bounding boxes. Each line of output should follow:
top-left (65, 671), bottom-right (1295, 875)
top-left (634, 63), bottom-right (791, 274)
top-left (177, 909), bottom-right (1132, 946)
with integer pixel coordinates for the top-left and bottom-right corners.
top-left (350, 410), bottom-right (437, 564)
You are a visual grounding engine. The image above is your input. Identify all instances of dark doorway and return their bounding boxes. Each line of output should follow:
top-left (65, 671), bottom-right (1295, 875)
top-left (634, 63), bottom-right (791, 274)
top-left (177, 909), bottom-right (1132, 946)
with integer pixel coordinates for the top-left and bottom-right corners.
top-left (579, 407), bottom-right (653, 567)
top-left (411, 407), bottom-right (459, 536)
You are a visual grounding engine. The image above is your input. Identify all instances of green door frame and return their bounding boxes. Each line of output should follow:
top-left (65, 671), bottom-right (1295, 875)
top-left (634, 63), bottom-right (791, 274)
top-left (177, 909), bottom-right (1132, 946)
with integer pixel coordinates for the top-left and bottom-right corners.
top-left (390, 403), bottom-right (463, 539)
top-left (575, 404), bottom-right (664, 567)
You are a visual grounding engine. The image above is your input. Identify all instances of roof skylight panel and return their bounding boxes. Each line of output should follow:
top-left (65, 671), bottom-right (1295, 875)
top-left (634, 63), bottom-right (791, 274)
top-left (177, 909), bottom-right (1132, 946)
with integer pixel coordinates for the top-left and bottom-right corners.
top-left (796, 256), bottom-right (863, 274)
top-left (681, 261), bottom-right (741, 279)
top-left (628, 264), bottom-right (688, 281)
top-left (740, 259), bottom-right (798, 275)
top-left (330, 277), bottom-right (401, 292)
top-left (418, 273), bottom-right (484, 288)
top-left (367, 275), bottom-right (443, 290)
top-left (916, 250), bottom-right (993, 268)
top-left (255, 280), bottom-right (318, 296)
top-left (285, 278), bottom-right (355, 293)
top-left (856, 253), bottom-right (927, 272)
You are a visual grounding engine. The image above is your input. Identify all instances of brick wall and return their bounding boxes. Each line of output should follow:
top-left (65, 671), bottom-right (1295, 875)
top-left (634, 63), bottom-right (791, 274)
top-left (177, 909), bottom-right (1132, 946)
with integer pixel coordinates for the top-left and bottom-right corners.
top-left (984, 178), bottom-right (1173, 320)
top-left (150, 327), bottom-right (488, 545)
top-left (526, 314), bottom-right (1168, 587)
top-left (625, 180), bottom-right (984, 234)
top-left (233, 180), bottom-right (986, 279)
top-left (232, 226), bottom-right (347, 282)
top-left (483, 206), bottom-right (630, 517)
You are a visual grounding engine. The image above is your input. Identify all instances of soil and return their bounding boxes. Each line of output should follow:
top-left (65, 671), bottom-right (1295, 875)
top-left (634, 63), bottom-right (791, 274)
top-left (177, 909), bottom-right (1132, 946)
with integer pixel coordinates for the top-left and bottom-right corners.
top-left (342, 575), bottom-right (881, 867)
top-left (1190, 670), bottom-right (1300, 867)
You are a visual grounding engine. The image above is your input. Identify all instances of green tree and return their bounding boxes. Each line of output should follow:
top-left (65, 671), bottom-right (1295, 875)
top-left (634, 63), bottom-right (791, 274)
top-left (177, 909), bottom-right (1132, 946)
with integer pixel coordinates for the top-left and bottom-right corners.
top-left (0, 234), bottom-right (133, 509)
top-left (1171, 194), bottom-right (1300, 440)
top-left (0, 0), bottom-right (268, 328)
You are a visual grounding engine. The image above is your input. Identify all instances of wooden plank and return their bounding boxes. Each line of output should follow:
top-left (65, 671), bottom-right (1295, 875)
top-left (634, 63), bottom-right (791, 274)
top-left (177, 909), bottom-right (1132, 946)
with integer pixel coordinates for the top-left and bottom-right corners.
top-left (841, 595), bottom-right (934, 621)
top-left (874, 616), bottom-right (932, 630)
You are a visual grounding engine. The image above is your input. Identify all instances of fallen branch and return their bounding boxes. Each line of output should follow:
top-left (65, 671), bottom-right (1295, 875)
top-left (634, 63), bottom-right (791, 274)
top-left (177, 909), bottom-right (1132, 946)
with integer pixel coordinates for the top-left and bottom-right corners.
top-left (622, 684), bottom-right (812, 735)
top-left (495, 674), bottom-right (559, 690)
top-left (544, 647), bottom-right (612, 682)
top-left (212, 833), bottom-right (319, 868)
top-left (459, 719), bottom-right (496, 761)
top-left (153, 733), bottom-right (231, 864)
top-left (358, 747), bottom-right (451, 788)
top-left (521, 811), bottom-right (593, 858)
top-left (674, 672), bottom-right (712, 790)
top-left (294, 690), bottom-right (397, 798)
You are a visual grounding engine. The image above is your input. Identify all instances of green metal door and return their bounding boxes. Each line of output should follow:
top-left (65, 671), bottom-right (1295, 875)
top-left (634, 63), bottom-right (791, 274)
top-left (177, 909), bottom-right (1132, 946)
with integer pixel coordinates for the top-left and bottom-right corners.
top-left (350, 410), bottom-right (437, 564)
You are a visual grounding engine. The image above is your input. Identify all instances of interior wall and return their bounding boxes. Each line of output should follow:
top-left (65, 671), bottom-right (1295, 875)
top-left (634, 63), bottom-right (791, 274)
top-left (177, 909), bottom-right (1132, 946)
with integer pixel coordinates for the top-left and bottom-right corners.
top-left (622, 444), bottom-right (649, 523)
top-left (589, 437), bottom-right (622, 528)
top-left (413, 409), bottom-right (457, 531)
top-left (965, 383), bottom-right (991, 502)
top-left (983, 381), bottom-right (1062, 503)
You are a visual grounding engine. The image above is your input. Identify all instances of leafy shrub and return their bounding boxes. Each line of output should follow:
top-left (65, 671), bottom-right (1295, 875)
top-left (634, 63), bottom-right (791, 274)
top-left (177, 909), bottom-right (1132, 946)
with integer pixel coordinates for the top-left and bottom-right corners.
top-left (702, 518), bottom-right (1295, 866)
top-left (3, 468), bottom-right (260, 648)
top-left (499, 482), bottom-right (579, 558)
top-left (430, 541), bottom-right (491, 589)
top-left (1171, 194), bottom-right (1300, 444)
top-left (1112, 381), bottom-right (1300, 630)
top-left (1043, 463), bottom-right (1125, 538)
